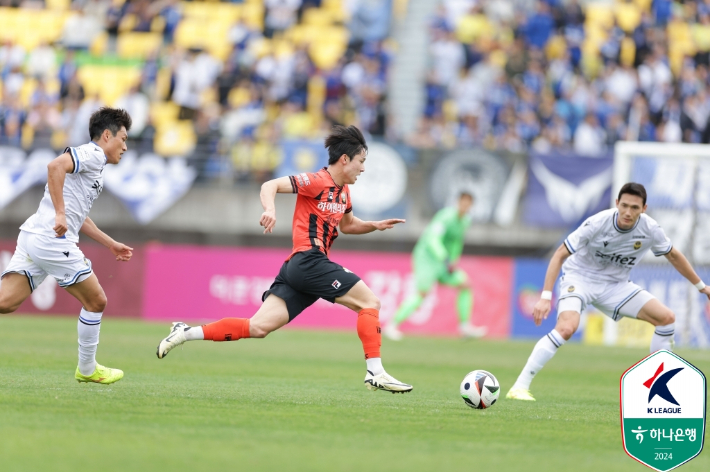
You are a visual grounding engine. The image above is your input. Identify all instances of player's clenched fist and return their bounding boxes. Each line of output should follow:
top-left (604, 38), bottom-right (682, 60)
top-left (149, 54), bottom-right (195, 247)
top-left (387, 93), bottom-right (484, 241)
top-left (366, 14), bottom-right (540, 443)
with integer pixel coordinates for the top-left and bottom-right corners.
top-left (54, 213), bottom-right (68, 237)
top-left (533, 298), bottom-right (551, 326)
top-left (260, 209), bottom-right (276, 234)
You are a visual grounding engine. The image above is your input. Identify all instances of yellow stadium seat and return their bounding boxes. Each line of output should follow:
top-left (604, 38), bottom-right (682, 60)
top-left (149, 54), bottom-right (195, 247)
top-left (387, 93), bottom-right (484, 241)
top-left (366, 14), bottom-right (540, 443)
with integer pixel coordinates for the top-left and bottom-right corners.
top-left (302, 8), bottom-right (335, 27)
top-left (180, 1), bottom-right (241, 23)
top-left (77, 66), bottom-right (142, 105)
top-left (117, 33), bottom-right (163, 59)
top-left (154, 120), bottom-right (197, 157)
top-left (615, 2), bottom-right (641, 33)
top-left (241, 3), bottom-right (264, 30)
top-left (585, 4), bottom-right (615, 30)
top-left (91, 31), bottom-right (109, 56)
top-left (309, 41), bottom-right (347, 70)
top-left (228, 87), bottom-right (251, 108)
top-left (45, 0), bottom-right (70, 10)
top-left (150, 101), bottom-right (180, 128)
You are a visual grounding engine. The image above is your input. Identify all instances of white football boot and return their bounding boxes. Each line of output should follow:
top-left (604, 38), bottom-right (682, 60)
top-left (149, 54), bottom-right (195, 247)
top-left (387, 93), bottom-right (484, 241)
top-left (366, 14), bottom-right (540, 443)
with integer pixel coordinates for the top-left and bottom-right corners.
top-left (364, 370), bottom-right (413, 393)
top-left (156, 322), bottom-right (189, 359)
top-left (383, 324), bottom-right (404, 341)
top-left (459, 323), bottom-right (487, 339)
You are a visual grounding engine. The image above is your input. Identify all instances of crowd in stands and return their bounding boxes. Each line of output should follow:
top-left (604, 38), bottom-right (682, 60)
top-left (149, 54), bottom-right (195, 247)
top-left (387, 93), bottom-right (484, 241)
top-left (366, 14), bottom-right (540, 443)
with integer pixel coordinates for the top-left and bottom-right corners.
top-left (414, 0), bottom-right (710, 155)
top-left (0, 0), bottom-right (393, 180)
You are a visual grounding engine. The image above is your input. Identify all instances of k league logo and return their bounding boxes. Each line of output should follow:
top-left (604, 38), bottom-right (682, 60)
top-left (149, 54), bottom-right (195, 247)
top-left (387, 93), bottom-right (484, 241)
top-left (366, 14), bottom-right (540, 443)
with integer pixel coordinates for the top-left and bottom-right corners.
top-left (620, 350), bottom-right (706, 471)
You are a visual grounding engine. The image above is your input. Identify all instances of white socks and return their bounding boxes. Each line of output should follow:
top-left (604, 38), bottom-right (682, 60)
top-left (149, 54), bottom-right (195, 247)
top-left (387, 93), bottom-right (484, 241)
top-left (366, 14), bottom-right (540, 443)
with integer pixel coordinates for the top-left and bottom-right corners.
top-left (184, 325), bottom-right (204, 341)
top-left (77, 308), bottom-right (102, 375)
top-left (651, 323), bottom-right (675, 352)
top-left (512, 330), bottom-right (566, 391)
top-left (366, 357), bottom-right (384, 375)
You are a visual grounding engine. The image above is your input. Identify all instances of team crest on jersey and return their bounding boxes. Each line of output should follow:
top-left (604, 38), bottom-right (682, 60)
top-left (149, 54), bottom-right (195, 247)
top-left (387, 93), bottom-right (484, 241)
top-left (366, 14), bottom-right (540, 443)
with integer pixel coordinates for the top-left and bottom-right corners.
top-left (634, 241), bottom-right (642, 250)
top-left (567, 286), bottom-right (575, 293)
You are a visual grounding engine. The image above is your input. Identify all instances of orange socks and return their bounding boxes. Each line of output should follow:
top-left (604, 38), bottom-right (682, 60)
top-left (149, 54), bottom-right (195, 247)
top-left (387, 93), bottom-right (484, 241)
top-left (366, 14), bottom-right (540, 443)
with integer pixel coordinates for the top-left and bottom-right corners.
top-left (202, 318), bottom-right (250, 342)
top-left (357, 308), bottom-right (381, 359)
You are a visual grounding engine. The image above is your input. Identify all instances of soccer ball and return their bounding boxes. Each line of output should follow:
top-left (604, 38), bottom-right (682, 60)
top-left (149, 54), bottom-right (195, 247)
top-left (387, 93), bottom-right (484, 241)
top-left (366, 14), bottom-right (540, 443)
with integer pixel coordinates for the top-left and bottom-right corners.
top-left (460, 370), bottom-right (500, 409)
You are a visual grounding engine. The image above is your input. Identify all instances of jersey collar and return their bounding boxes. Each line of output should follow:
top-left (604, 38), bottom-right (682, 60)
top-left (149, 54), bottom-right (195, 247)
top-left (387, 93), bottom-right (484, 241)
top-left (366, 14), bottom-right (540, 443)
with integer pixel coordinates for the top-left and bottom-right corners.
top-left (322, 167), bottom-right (344, 189)
top-left (90, 141), bottom-right (109, 164)
top-left (612, 211), bottom-right (640, 233)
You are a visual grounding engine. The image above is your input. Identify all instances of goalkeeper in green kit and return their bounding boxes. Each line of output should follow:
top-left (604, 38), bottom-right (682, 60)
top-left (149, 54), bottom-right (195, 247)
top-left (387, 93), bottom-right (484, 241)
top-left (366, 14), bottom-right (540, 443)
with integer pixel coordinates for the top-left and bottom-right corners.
top-left (383, 192), bottom-right (487, 341)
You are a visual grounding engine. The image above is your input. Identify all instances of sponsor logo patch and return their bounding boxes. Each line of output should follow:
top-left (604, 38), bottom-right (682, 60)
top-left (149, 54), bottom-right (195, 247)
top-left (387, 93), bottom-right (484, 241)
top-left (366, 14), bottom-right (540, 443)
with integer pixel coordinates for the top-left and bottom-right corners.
top-left (332, 280), bottom-right (341, 289)
top-left (634, 241), bottom-right (642, 250)
top-left (567, 286), bottom-right (575, 293)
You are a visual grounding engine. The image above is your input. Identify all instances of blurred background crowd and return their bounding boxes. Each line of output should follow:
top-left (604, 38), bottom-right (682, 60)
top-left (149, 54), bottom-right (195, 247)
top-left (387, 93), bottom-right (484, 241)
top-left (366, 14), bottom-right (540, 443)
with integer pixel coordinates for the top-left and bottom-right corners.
top-left (2, 0), bottom-right (710, 179)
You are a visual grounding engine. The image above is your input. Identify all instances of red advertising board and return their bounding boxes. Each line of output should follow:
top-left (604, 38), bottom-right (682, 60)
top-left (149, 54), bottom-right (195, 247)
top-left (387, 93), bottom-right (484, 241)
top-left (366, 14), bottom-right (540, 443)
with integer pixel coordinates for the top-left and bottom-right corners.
top-left (143, 245), bottom-right (513, 337)
top-left (0, 238), bottom-right (144, 317)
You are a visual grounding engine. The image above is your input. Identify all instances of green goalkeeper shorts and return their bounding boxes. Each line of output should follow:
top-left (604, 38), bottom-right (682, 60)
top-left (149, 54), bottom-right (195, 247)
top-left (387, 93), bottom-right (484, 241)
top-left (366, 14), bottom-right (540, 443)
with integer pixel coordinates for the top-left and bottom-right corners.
top-left (412, 252), bottom-right (467, 293)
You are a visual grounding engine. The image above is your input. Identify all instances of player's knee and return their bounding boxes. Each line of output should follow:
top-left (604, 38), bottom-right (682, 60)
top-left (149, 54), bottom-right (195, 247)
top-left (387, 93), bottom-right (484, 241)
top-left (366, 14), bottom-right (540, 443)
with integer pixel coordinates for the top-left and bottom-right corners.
top-left (85, 293), bottom-right (107, 313)
top-left (363, 295), bottom-right (381, 311)
top-left (659, 309), bottom-right (675, 326)
top-left (0, 299), bottom-right (17, 314)
top-left (556, 324), bottom-right (577, 341)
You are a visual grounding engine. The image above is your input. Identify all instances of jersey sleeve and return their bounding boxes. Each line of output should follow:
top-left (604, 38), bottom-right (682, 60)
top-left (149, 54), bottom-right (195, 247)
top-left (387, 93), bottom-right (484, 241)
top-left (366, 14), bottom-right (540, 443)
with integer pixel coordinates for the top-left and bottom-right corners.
top-left (65, 146), bottom-right (105, 174)
top-left (288, 172), bottom-right (321, 198)
top-left (650, 224), bottom-right (673, 256)
top-left (564, 216), bottom-right (597, 254)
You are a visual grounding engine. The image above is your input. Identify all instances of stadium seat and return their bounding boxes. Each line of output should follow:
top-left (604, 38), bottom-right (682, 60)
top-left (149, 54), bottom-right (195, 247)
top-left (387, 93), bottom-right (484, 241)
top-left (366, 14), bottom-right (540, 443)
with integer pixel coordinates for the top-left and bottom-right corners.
top-left (585, 4), bottom-right (615, 30)
top-left (615, 2), bottom-right (641, 33)
top-left (77, 66), bottom-right (141, 105)
top-left (154, 120), bottom-right (197, 157)
top-left (45, 0), bottom-right (71, 9)
top-left (150, 101), bottom-right (181, 129)
top-left (302, 8), bottom-right (336, 27)
top-left (117, 33), bottom-right (163, 59)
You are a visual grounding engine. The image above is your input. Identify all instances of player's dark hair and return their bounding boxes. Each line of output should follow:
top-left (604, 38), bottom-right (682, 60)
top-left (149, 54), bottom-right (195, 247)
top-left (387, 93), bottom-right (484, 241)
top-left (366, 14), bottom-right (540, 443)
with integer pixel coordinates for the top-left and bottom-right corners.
top-left (324, 125), bottom-right (367, 165)
top-left (459, 191), bottom-right (474, 201)
top-left (89, 107), bottom-right (132, 141)
top-left (618, 182), bottom-right (647, 205)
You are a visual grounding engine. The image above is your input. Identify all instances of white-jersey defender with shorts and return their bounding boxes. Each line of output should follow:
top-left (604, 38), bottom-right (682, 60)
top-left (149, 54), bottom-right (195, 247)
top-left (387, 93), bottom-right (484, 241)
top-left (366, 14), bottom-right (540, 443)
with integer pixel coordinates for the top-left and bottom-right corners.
top-left (2, 142), bottom-right (106, 290)
top-left (557, 208), bottom-right (672, 321)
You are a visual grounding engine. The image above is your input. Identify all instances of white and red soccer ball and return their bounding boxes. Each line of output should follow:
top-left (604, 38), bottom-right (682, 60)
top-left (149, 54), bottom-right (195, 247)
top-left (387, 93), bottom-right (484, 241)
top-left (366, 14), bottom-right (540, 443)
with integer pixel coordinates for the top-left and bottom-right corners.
top-left (460, 370), bottom-right (500, 409)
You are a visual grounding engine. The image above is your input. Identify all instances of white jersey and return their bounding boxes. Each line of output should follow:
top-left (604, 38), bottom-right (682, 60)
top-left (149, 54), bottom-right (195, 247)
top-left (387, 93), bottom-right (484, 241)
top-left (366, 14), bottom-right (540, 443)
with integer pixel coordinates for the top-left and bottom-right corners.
top-left (562, 208), bottom-right (672, 283)
top-left (20, 142), bottom-right (106, 243)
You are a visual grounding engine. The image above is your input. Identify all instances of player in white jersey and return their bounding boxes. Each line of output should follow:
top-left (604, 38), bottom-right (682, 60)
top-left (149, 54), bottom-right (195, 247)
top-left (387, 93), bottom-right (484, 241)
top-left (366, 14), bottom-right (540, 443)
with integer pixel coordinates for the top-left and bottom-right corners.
top-left (0, 107), bottom-right (134, 384)
top-left (507, 183), bottom-right (710, 401)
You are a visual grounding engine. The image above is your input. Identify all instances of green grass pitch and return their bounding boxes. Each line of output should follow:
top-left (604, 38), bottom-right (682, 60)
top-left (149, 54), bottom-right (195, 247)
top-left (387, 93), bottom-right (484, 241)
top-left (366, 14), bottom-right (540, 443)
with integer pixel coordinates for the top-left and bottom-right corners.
top-left (0, 315), bottom-right (708, 472)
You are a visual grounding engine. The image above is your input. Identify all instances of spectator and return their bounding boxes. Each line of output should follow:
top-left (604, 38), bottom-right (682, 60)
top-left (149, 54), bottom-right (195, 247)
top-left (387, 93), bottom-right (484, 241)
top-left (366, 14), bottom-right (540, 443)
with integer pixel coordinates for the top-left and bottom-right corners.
top-left (61, 6), bottom-right (103, 50)
top-left (25, 42), bottom-right (57, 80)
top-left (573, 113), bottom-right (606, 157)
top-left (115, 84), bottom-right (150, 137)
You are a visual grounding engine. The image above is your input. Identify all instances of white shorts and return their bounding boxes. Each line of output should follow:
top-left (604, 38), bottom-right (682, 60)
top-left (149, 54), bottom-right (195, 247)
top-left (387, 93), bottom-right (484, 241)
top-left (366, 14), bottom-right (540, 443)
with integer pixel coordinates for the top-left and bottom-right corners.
top-left (1, 231), bottom-right (93, 291)
top-left (557, 273), bottom-right (655, 322)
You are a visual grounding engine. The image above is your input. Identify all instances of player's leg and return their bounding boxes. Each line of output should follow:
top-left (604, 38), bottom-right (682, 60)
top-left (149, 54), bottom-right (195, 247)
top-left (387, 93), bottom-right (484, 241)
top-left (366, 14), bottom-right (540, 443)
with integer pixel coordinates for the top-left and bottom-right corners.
top-left (63, 273), bottom-right (122, 384)
top-left (507, 306), bottom-right (578, 401)
top-left (635, 298), bottom-right (675, 352)
top-left (440, 269), bottom-right (486, 338)
top-left (156, 261), bottom-right (312, 358)
top-left (0, 231), bottom-right (46, 313)
top-left (336, 280), bottom-right (413, 393)
top-left (384, 252), bottom-right (437, 340)
top-left (0, 273), bottom-right (33, 314)
top-left (596, 282), bottom-right (670, 352)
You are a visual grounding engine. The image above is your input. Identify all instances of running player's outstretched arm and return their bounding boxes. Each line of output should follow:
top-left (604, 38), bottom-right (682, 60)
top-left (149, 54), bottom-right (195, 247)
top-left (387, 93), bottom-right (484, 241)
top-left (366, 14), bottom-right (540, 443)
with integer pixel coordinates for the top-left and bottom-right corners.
top-left (80, 217), bottom-right (133, 262)
top-left (664, 247), bottom-right (710, 299)
top-left (339, 212), bottom-right (405, 235)
top-left (533, 244), bottom-right (572, 326)
top-left (47, 152), bottom-right (74, 237)
top-left (259, 176), bottom-right (295, 234)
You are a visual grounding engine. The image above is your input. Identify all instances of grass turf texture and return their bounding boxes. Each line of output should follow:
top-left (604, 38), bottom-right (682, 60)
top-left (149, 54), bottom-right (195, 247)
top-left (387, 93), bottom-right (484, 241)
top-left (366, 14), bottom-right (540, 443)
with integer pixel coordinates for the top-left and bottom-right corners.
top-left (0, 316), bottom-right (708, 472)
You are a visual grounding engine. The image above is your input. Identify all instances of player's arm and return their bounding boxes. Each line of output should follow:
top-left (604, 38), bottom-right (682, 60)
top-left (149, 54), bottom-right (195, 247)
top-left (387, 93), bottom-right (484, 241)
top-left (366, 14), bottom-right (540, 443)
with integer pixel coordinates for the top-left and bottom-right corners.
top-left (533, 244), bottom-right (572, 326)
top-left (47, 152), bottom-right (74, 237)
top-left (664, 247), bottom-right (710, 299)
top-left (80, 217), bottom-right (133, 262)
top-left (259, 176), bottom-right (295, 234)
top-left (339, 212), bottom-right (405, 234)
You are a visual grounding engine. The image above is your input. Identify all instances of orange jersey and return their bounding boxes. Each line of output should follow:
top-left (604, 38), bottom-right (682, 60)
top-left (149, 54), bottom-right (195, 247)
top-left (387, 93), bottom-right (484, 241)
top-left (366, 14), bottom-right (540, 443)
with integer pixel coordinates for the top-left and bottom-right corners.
top-left (288, 168), bottom-right (352, 259)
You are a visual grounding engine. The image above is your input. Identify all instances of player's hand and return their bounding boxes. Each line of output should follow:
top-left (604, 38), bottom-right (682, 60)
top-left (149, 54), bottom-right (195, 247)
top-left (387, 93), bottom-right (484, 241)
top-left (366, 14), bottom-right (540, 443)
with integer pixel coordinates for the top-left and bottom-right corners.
top-left (110, 242), bottom-right (133, 262)
top-left (700, 286), bottom-right (710, 300)
top-left (54, 213), bottom-right (68, 237)
top-left (533, 298), bottom-right (552, 326)
top-left (373, 219), bottom-right (405, 231)
top-left (260, 209), bottom-right (276, 234)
